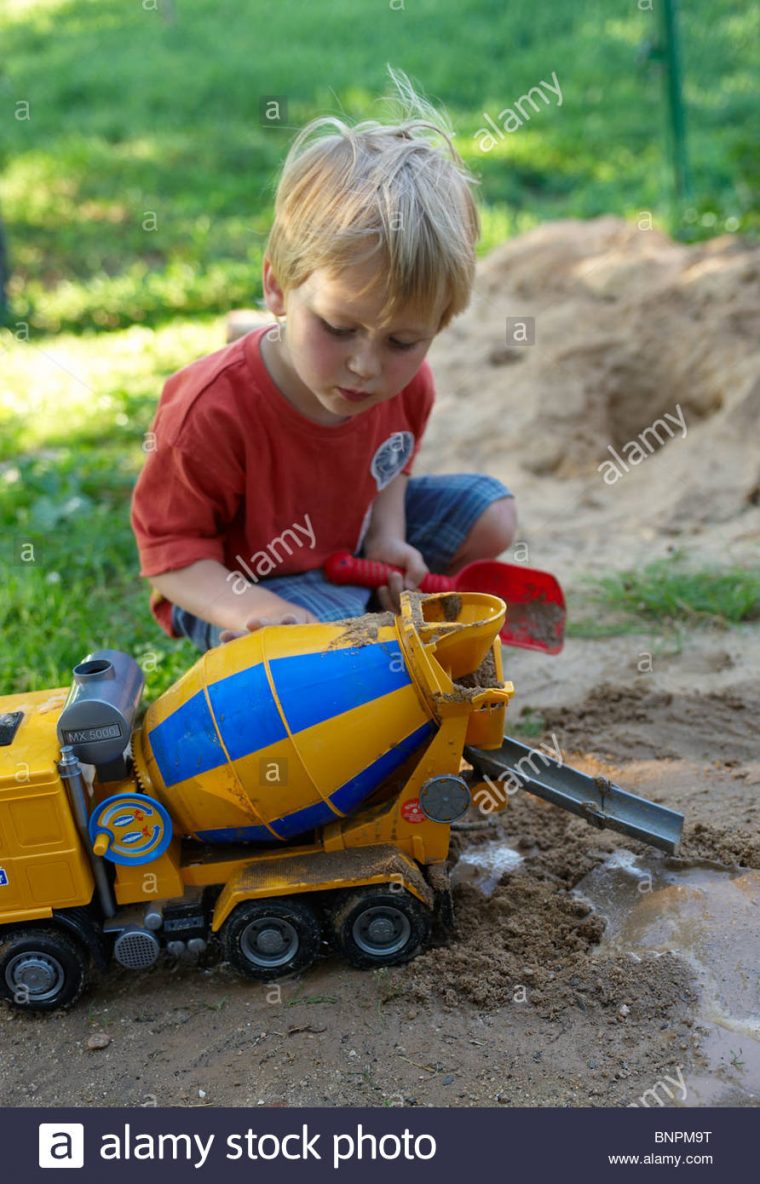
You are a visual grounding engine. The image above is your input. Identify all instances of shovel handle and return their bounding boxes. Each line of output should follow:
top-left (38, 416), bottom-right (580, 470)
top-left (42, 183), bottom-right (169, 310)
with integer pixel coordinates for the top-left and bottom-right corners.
top-left (324, 551), bottom-right (455, 592)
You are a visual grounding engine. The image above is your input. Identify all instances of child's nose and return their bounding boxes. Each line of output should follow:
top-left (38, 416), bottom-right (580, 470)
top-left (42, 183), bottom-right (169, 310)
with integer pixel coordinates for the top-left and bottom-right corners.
top-left (347, 343), bottom-right (380, 381)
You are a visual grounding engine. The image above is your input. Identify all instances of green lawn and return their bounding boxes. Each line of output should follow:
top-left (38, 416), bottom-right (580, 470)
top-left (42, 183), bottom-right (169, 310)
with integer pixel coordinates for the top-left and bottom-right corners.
top-left (2, 0), bottom-right (756, 335)
top-left (1, 0), bottom-right (757, 695)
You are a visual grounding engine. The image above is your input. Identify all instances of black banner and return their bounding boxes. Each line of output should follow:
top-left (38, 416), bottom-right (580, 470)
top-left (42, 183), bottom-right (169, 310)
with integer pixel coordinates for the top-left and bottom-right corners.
top-left (3, 1105), bottom-right (750, 1181)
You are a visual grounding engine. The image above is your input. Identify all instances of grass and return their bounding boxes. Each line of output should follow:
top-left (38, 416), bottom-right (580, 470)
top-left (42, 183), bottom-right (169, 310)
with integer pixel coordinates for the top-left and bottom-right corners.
top-left (510, 709), bottom-right (548, 739)
top-left (0, 319), bottom-right (221, 697)
top-left (568, 558), bottom-right (760, 639)
top-left (1, 0), bottom-right (757, 336)
top-left (1, 0), bottom-right (757, 695)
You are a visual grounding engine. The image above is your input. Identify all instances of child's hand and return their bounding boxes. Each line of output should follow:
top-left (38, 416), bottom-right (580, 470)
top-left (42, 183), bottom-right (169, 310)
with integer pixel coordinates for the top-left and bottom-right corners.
top-left (219, 604), bottom-right (317, 644)
top-left (362, 537), bottom-right (428, 614)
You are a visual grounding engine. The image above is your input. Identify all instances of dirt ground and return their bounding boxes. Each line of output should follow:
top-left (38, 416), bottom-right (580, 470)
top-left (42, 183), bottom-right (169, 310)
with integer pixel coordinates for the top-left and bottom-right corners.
top-left (1, 219), bottom-right (758, 1108)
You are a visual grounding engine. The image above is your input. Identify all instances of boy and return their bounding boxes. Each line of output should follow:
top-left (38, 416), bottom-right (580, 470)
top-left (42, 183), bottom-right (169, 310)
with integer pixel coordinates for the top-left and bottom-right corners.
top-left (131, 75), bottom-right (516, 650)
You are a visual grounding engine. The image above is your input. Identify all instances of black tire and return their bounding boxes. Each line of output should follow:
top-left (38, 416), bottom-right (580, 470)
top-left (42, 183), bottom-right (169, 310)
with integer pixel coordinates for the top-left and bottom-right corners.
top-left (0, 927), bottom-right (89, 1012)
top-left (328, 886), bottom-right (432, 969)
top-left (221, 897), bottom-right (321, 982)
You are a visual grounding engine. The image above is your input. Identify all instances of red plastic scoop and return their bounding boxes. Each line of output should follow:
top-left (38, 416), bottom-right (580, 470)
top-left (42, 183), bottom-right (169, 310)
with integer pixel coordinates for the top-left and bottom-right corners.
top-left (324, 552), bottom-right (565, 654)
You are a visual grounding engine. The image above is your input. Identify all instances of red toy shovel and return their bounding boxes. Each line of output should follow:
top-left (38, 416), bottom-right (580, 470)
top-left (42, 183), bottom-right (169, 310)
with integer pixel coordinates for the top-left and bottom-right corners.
top-left (324, 552), bottom-right (565, 654)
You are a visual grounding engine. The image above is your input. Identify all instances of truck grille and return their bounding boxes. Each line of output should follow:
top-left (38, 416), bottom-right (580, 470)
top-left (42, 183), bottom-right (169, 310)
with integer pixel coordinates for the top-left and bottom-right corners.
top-left (113, 928), bottom-right (160, 970)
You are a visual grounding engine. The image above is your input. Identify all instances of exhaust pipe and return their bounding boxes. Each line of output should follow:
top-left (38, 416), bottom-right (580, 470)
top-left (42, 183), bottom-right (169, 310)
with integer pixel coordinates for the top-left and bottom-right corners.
top-left (57, 746), bottom-right (116, 917)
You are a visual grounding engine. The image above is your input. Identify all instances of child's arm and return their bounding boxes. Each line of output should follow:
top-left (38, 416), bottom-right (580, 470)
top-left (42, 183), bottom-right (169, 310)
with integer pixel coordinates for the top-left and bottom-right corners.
top-left (150, 559), bottom-right (316, 630)
top-left (132, 414), bottom-right (317, 632)
top-left (360, 359), bottom-right (436, 612)
top-left (362, 473), bottom-right (429, 612)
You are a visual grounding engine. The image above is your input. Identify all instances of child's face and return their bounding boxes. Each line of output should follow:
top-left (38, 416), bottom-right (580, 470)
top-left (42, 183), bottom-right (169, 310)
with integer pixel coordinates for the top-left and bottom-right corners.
top-left (263, 258), bottom-right (444, 421)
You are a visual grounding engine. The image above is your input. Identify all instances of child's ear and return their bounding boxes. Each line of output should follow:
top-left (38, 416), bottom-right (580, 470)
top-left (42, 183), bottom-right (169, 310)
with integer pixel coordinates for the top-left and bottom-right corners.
top-left (262, 257), bottom-right (286, 315)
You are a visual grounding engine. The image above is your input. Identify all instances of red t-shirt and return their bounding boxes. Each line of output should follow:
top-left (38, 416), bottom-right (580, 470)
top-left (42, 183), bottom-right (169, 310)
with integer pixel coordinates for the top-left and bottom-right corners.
top-left (130, 325), bottom-right (436, 637)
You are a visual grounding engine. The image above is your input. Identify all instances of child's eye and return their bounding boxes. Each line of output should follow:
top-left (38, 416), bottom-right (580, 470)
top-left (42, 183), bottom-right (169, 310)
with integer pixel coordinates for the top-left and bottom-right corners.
top-left (320, 319), bottom-right (353, 338)
top-left (319, 317), bottom-right (418, 350)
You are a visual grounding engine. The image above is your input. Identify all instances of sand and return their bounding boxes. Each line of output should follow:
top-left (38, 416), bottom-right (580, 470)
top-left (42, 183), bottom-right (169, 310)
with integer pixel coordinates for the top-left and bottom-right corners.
top-left (420, 216), bottom-right (760, 581)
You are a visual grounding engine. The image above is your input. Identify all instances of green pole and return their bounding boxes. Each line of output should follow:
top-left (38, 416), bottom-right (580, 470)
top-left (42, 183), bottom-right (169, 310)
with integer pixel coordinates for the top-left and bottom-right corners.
top-left (0, 216), bottom-right (9, 323)
top-left (659, 0), bottom-right (692, 228)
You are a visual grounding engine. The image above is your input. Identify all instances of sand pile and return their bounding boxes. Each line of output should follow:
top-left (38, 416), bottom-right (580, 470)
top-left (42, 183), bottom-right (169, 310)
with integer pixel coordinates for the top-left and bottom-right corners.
top-left (409, 793), bottom-right (695, 1020)
top-left (422, 217), bottom-right (760, 559)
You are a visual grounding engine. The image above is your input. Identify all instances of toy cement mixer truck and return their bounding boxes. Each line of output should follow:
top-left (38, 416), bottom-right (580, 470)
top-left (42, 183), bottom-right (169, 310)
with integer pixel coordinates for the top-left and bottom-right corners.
top-left (0, 590), bottom-right (683, 1011)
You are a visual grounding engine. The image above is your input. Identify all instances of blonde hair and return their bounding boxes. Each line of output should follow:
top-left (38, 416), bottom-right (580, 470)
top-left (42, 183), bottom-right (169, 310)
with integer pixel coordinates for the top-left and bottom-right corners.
top-left (264, 67), bottom-right (480, 333)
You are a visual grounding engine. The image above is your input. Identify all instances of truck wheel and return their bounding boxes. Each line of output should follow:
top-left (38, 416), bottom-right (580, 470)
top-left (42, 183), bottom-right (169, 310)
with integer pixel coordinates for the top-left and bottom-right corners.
top-left (0, 927), bottom-right (88, 1012)
top-left (329, 887), bottom-right (432, 969)
top-left (221, 898), bottom-right (321, 981)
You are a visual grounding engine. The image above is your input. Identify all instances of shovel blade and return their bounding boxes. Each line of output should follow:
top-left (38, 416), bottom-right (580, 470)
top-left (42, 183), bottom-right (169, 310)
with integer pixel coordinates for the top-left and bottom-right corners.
top-left (453, 561), bottom-right (566, 654)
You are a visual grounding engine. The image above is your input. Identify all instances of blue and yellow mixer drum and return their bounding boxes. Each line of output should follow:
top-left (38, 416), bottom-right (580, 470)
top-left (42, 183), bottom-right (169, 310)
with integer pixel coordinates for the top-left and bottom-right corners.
top-left (132, 589), bottom-right (513, 848)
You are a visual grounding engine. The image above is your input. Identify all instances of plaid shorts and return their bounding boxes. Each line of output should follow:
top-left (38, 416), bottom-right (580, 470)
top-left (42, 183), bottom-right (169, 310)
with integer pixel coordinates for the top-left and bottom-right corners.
top-left (171, 472), bottom-right (513, 652)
